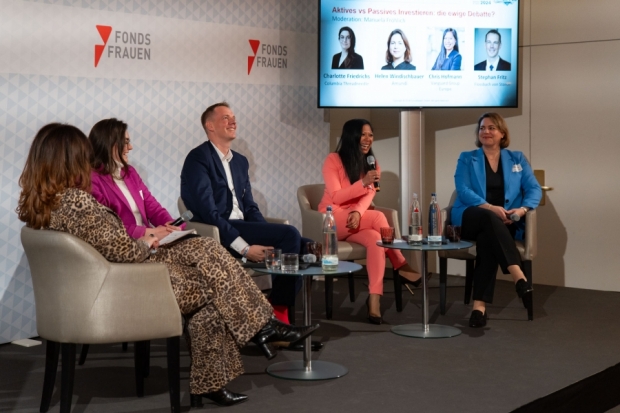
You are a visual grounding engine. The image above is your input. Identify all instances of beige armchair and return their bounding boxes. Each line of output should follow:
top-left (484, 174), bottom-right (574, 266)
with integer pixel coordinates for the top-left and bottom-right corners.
top-left (438, 190), bottom-right (538, 320)
top-left (297, 184), bottom-right (406, 319)
top-left (21, 227), bottom-right (183, 413)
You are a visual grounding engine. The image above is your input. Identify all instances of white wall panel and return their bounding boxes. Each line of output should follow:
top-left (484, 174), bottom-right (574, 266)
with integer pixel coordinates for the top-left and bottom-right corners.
top-left (531, 0), bottom-right (620, 45)
top-left (0, 0), bottom-right (327, 344)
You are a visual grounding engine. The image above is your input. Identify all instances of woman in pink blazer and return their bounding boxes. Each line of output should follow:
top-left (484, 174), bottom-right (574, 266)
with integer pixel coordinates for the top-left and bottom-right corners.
top-left (88, 118), bottom-right (182, 240)
top-left (318, 119), bottom-right (421, 324)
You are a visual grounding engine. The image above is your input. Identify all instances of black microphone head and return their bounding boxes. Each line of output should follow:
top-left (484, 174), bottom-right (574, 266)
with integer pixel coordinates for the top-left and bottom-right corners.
top-left (367, 155), bottom-right (376, 166)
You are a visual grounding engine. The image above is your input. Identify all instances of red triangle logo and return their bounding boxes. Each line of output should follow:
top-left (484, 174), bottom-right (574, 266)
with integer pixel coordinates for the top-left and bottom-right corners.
top-left (95, 25), bottom-right (112, 67)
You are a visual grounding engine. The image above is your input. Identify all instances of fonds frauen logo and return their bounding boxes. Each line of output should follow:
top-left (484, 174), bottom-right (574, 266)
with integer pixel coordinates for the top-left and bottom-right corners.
top-left (94, 25), bottom-right (152, 68)
top-left (247, 39), bottom-right (288, 75)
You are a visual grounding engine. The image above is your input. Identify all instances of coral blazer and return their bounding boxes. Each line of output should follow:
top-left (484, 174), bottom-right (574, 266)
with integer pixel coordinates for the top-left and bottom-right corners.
top-left (318, 153), bottom-right (378, 215)
top-left (91, 166), bottom-right (176, 239)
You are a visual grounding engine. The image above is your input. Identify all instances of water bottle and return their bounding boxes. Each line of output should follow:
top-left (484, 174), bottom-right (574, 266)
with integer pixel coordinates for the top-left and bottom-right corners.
top-left (428, 193), bottom-right (442, 247)
top-left (408, 193), bottom-right (423, 245)
top-left (322, 206), bottom-right (339, 272)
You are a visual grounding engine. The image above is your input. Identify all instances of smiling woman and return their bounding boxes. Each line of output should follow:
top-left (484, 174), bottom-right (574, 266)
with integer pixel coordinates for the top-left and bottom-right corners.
top-left (381, 28), bottom-right (415, 70)
top-left (450, 112), bottom-right (541, 328)
top-left (318, 119), bottom-right (421, 324)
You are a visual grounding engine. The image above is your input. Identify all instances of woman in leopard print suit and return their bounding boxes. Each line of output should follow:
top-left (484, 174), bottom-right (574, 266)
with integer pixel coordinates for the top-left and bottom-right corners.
top-left (17, 123), bottom-right (318, 408)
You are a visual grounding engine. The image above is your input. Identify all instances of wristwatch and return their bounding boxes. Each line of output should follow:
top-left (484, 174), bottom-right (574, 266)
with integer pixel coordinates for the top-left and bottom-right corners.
top-left (241, 246), bottom-right (250, 263)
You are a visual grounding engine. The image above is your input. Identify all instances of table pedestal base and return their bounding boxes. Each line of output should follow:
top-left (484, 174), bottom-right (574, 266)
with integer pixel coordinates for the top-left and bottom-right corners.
top-left (266, 360), bottom-right (348, 381)
top-left (391, 324), bottom-right (461, 338)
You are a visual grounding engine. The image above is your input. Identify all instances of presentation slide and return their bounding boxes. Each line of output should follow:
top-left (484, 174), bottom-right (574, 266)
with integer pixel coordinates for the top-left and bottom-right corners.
top-left (318, 0), bottom-right (519, 108)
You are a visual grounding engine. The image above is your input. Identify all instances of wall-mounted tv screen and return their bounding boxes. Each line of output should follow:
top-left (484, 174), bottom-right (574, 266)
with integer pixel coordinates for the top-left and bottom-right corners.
top-left (318, 0), bottom-right (519, 108)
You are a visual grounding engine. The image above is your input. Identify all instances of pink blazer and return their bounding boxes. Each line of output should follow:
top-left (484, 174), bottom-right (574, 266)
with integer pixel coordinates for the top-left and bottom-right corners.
top-left (90, 166), bottom-right (177, 239)
top-left (318, 153), bottom-right (378, 215)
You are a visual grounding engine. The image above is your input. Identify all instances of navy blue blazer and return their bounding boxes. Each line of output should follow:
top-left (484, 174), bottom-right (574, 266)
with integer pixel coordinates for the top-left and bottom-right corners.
top-left (432, 50), bottom-right (462, 70)
top-left (451, 148), bottom-right (541, 240)
top-left (474, 57), bottom-right (511, 71)
top-left (180, 141), bottom-right (266, 247)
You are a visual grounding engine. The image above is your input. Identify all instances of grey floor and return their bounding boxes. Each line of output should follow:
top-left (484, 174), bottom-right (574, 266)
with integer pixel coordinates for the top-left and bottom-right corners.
top-left (2, 273), bottom-right (620, 413)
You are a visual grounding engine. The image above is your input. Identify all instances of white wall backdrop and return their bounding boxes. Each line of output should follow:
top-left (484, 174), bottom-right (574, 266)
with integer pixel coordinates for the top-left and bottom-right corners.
top-left (0, 0), bottom-right (328, 343)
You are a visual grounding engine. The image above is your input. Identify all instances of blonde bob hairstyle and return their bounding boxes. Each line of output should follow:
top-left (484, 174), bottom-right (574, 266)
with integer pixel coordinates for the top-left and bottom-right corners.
top-left (475, 112), bottom-right (510, 148)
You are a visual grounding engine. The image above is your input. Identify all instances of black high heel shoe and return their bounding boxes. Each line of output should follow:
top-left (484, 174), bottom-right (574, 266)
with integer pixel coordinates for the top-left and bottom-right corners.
top-left (515, 279), bottom-right (534, 317)
top-left (190, 387), bottom-right (248, 407)
top-left (365, 296), bottom-right (383, 325)
top-left (399, 274), bottom-right (422, 288)
top-left (251, 316), bottom-right (319, 359)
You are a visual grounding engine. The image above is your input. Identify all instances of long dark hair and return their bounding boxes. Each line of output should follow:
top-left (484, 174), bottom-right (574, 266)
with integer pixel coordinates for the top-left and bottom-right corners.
top-left (338, 27), bottom-right (357, 68)
top-left (17, 123), bottom-right (92, 229)
top-left (89, 118), bottom-right (128, 176)
top-left (336, 119), bottom-right (375, 184)
top-left (432, 28), bottom-right (459, 70)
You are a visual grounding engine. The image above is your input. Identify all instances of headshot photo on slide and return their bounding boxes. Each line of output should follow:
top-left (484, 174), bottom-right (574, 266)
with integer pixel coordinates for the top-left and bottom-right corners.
top-left (473, 28), bottom-right (512, 71)
top-left (331, 26), bottom-right (364, 69)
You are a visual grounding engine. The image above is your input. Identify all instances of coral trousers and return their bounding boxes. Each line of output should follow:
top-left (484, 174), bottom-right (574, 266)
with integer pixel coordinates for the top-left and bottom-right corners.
top-left (334, 209), bottom-right (407, 295)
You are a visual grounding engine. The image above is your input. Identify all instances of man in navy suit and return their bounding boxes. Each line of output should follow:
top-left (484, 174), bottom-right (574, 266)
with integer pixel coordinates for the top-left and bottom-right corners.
top-left (181, 102), bottom-right (313, 338)
top-left (474, 29), bottom-right (511, 71)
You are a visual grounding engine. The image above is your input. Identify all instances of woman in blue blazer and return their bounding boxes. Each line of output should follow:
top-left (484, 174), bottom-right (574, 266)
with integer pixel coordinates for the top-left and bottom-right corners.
top-left (431, 28), bottom-right (462, 70)
top-left (452, 113), bottom-right (541, 328)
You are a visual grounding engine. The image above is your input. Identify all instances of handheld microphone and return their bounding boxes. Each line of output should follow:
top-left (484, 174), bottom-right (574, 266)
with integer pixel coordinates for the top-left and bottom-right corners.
top-left (510, 213), bottom-right (520, 222)
top-left (171, 210), bottom-right (193, 227)
top-left (366, 156), bottom-right (381, 192)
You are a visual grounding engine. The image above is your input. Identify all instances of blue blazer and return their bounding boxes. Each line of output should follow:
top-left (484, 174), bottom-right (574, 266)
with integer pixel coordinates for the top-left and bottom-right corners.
top-left (432, 50), bottom-right (462, 70)
top-left (180, 141), bottom-right (266, 247)
top-left (451, 148), bottom-right (542, 240)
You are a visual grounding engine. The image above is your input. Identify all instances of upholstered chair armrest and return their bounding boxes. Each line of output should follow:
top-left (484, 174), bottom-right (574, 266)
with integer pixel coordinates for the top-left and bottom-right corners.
top-left (523, 209), bottom-right (537, 260)
top-left (85, 262), bottom-right (182, 343)
top-left (185, 221), bottom-right (220, 243)
top-left (441, 205), bottom-right (452, 232)
top-left (375, 206), bottom-right (401, 239)
top-left (300, 208), bottom-right (326, 243)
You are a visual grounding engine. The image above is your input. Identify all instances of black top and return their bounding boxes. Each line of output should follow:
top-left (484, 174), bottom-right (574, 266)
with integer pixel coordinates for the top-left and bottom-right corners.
top-left (331, 52), bottom-right (364, 69)
top-left (485, 154), bottom-right (504, 207)
top-left (381, 61), bottom-right (416, 70)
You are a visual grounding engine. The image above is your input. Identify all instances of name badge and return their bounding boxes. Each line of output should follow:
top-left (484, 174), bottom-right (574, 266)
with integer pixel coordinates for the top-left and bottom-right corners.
top-left (512, 164), bottom-right (523, 173)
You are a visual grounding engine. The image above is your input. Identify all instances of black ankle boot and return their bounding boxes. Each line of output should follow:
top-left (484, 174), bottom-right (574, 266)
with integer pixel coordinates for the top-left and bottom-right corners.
top-left (251, 316), bottom-right (319, 359)
top-left (190, 387), bottom-right (248, 407)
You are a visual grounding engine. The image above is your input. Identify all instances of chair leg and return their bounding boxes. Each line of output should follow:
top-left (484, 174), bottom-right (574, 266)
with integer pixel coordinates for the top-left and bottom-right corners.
top-left (393, 268), bottom-right (403, 312)
top-left (40, 340), bottom-right (60, 413)
top-left (439, 258), bottom-right (448, 315)
top-left (523, 260), bottom-right (534, 321)
top-left (166, 336), bottom-right (181, 413)
top-left (78, 344), bottom-right (89, 366)
top-left (325, 276), bottom-right (333, 320)
top-left (122, 342), bottom-right (128, 351)
top-left (348, 273), bottom-right (355, 302)
top-left (143, 341), bottom-right (151, 378)
top-left (60, 343), bottom-right (76, 413)
top-left (134, 341), bottom-right (148, 397)
top-left (287, 305), bottom-right (296, 325)
top-left (464, 260), bottom-right (475, 305)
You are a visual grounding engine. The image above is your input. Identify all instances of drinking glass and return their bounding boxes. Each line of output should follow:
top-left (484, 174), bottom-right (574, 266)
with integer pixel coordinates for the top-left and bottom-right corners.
top-left (380, 227), bottom-right (395, 244)
top-left (281, 253), bottom-right (299, 272)
top-left (265, 248), bottom-right (282, 270)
